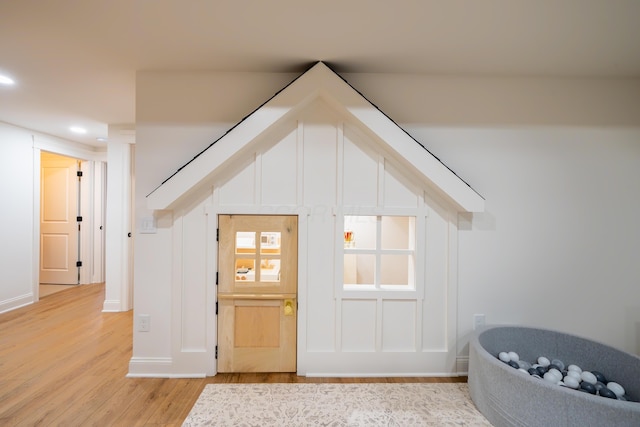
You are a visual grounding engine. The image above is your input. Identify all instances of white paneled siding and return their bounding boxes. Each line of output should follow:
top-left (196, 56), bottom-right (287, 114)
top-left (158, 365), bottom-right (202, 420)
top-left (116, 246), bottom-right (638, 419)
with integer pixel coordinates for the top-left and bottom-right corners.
top-left (136, 64), bottom-right (481, 377)
top-left (160, 97), bottom-right (459, 375)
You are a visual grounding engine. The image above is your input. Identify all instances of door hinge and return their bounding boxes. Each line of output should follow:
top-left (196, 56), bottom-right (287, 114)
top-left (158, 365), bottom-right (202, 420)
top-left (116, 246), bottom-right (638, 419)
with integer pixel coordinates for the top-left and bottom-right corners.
top-left (76, 170), bottom-right (83, 177)
top-left (216, 272), bottom-right (218, 285)
top-left (215, 345), bottom-right (218, 359)
top-left (77, 216), bottom-right (82, 222)
top-left (216, 228), bottom-right (219, 242)
top-left (76, 261), bottom-right (82, 267)
top-left (215, 301), bottom-right (218, 315)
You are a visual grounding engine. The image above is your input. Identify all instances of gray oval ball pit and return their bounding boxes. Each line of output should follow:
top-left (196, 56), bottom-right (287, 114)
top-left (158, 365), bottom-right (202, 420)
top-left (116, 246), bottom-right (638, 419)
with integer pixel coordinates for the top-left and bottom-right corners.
top-left (468, 325), bottom-right (640, 427)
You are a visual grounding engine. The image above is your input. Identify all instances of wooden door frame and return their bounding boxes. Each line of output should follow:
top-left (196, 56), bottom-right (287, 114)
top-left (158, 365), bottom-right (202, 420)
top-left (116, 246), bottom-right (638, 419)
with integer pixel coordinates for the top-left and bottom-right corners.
top-left (210, 208), bottom-right (307, 376)
top-left (216, 214), bottom-right (298, 373)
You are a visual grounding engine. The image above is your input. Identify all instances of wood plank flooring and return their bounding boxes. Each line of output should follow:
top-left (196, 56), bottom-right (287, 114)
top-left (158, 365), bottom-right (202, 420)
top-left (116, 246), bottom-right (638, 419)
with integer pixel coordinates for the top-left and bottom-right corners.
top-left (0, 283), bottom-right (465, 426)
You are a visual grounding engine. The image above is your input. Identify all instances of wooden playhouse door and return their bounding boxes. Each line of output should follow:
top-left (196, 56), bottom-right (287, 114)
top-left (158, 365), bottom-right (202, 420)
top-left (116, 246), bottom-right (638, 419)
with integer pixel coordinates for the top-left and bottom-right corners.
top-left (217, 215), bottom-right (297, 372)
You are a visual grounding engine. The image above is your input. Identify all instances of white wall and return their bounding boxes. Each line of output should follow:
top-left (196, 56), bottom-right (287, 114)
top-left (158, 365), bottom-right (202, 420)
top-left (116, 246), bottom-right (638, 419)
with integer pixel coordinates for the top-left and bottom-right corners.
top-left (345, 73), bottom-right (640, 357)
top-left (0, 122), bottom-right (107, 313)
top-left (133, 71), bottom-right (640, 376)
top-left (415, 127), bottom-right (640, 357)
top-left (0, 124), bottom-right (36, 312)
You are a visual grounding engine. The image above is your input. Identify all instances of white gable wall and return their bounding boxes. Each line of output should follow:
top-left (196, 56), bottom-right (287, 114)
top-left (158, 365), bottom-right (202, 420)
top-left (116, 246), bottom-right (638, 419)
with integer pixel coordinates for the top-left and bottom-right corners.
top-left (131, 70), bottom-right (640, 377)
top-left (132, 96), bottom-right (460, 376)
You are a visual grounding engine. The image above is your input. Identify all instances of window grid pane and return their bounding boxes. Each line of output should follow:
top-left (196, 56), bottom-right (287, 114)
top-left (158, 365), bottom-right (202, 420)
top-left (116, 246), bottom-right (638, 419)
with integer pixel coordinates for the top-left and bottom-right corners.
top-left (343, 215), bottom-right (415, 289)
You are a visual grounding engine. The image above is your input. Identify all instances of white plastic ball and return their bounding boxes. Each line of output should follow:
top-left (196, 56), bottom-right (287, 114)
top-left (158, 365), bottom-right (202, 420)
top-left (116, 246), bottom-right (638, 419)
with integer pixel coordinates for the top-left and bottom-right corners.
top-left (543, 372), bottom-right (557, 383)
top-left (606, 382), bottom-right (625, 397)
top-left (567, 364), bottom-right (582, 373)
top-left (581, 371), bottom-right (597, 384)
top-left (537, 356), bottom-right (550, 367)
top-left (498, 352), bottom-right (510, 362)
top-left (508, 351), bottom-right (519, 362)
top-left (563, 376), bottom-right (580, 389)
top-left (566, 370), bottom-right (581, 380)
top-left (548, 368), bottom-right (563, 382)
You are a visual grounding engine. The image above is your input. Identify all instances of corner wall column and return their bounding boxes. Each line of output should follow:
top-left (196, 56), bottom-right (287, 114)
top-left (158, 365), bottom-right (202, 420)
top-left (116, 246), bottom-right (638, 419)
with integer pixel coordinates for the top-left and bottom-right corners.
top-left (103, 140), bottom-right (133, 312)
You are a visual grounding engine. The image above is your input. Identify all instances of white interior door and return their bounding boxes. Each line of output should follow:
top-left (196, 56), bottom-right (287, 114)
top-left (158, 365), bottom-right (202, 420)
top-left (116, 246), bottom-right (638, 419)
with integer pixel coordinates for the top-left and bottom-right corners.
top-left (40, 152), bottom-right (79, 285)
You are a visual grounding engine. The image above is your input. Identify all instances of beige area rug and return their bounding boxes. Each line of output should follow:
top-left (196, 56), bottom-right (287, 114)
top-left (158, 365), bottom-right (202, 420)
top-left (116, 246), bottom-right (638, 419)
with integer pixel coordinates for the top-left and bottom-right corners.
top-left (182, 383), bottom-right (491, 426)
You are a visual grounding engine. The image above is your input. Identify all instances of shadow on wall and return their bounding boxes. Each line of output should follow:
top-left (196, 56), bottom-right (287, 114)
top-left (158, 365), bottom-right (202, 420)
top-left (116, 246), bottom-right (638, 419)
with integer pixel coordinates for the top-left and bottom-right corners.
top-left (458, 211), bottom-right (496, 232)
top-left (626, 308), bottom-right (640, 356)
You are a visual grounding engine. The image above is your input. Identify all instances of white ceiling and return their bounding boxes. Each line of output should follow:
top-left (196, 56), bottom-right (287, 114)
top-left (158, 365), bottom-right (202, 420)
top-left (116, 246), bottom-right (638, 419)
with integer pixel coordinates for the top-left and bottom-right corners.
top-left (1, 0), bottom-right (639, 147)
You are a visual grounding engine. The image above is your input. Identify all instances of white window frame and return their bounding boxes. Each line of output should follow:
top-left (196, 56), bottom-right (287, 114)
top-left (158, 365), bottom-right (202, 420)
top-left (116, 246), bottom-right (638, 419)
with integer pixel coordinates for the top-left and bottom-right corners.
top-left (335, 207), bottom-right (427, 300)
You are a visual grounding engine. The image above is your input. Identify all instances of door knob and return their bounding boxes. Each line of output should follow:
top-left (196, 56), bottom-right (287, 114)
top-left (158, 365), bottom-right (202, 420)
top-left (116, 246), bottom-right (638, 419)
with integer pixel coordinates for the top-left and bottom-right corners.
top-left (284, 299), bottom-right (294, 316)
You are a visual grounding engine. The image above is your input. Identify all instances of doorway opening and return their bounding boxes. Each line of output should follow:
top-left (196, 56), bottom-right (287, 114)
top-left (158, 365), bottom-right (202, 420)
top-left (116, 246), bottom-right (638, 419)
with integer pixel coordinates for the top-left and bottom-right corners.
top-left (38, 151), bottom-right (106, 299)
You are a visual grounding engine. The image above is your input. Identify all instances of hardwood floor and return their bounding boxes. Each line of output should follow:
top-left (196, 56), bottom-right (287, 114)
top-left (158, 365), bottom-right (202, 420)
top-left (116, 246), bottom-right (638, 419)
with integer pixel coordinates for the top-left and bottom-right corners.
top-left (39, 284), bottom-right (77, 298)
top-left (0, 283), bottom-right (465, 426)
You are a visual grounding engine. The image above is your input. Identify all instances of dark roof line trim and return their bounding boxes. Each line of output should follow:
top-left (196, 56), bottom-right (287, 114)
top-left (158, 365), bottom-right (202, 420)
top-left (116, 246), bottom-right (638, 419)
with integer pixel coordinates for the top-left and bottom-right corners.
top-left (323, 63), bottom-right (484, 201)
top-left (146, 62), bottom-right (316, 198)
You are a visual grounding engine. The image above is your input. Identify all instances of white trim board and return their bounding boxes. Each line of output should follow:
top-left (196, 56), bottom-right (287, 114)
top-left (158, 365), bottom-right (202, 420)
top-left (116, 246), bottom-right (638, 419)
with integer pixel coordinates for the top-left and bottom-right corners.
top-left (146, 62), bottom-right (484, 213)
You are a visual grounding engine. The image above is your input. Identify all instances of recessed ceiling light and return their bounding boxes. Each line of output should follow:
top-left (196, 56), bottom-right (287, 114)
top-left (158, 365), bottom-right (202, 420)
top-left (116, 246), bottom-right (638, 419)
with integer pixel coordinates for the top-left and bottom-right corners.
top-left (70, 126), bottom-right (87, 134)
top-left (0, 74), bottom-right (15, 85)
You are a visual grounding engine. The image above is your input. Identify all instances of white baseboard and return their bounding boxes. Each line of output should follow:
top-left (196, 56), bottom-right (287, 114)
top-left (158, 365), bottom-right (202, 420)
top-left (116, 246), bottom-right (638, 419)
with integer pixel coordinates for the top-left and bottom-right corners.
top-left (127, 357), bottom-right (175, 377)
top-left (102, 299), bottom-right (123, 312)
top-left (456, 356), bottom-right (469, 375)
top-left (0, 293), bottom-right (34, 314)
top-left (126, 357), bottom-right (471, 379)
top-left (303, 372), bottom-right (456, 378)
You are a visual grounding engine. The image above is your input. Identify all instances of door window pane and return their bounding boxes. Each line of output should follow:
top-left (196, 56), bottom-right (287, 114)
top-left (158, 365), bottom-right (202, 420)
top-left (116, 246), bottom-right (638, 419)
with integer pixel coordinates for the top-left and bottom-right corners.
top-left (235, 258), bottom-right (255, 282)
top-left (235, 232), bottom-right (256, 282)
top-left (236, 232), bottom-right (256, 254)
top-left (259, 258), bottom-right (280, 282)
top-left (260, 232), bottom-right (281, 254)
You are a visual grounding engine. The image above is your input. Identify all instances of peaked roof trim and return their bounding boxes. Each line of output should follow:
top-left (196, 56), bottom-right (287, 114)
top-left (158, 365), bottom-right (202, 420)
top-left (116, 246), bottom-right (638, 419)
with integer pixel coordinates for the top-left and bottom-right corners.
top-left (147, 62), bottom-right (316, 197)
top-left (146, 62), bottom-right (485, 212)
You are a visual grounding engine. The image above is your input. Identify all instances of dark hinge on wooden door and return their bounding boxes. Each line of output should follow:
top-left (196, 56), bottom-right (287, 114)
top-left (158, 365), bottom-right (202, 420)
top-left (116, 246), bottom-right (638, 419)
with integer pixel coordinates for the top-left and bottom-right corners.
top-left (216, 228), bottom-right (219, 241)
top-left (215, 345), bottom-right (218, 359)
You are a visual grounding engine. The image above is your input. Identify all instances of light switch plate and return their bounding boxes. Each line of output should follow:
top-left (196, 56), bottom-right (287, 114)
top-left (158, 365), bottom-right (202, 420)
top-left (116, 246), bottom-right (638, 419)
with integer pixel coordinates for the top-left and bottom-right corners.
top-left (140, 216), bottom-right (157, 234)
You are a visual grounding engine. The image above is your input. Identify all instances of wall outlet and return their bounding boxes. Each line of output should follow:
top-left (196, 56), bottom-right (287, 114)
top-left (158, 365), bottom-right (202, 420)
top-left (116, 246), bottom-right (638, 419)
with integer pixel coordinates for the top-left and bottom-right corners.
top-left (473, 314), bottom-right (486, 330)
top-left (138, 314), bottom-right (151, 332)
